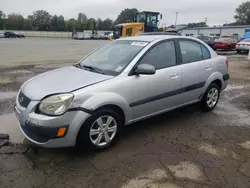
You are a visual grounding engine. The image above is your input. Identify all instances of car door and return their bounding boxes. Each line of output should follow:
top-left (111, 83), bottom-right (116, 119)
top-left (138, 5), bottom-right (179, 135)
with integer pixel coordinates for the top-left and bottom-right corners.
top-left (178, 39), bottom-right (212, 104)
top-left (126, 40), bottom-right (183, 120)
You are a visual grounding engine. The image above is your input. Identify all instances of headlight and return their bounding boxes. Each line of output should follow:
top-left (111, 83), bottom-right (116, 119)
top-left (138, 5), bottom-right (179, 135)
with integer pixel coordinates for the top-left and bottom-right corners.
top-left (39, 93), bottom-right (74, 116)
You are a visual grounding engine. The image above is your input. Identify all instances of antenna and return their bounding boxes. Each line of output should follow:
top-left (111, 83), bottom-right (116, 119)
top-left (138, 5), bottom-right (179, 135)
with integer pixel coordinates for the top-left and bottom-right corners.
top-left (175, 12), bottom-right (178, 26)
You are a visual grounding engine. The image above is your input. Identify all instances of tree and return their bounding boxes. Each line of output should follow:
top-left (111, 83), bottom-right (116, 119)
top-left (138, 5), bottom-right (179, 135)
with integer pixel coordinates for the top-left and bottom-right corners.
top-left (5, 13), bottom-right (25, 30)
top-left (96, 18), bottom-right (103, 30)
top-left (114, 8), bottom-right (138, 25)
top-left (67, 18), bottom-right (77, 31)
top-left (50, 15), bottom-right (59, 31)
top-left (87, 18), bottom-right (96, 31)
top-left (31, 10), bottom-right (52, 30)
top-left (0, 10), bottom-right (6, 29)
top-left (223, 22), bottom-right (241, 26)
top-left (58, 15), bottom-right (66, 31)
top-left (102, 18), bottom-right (113, 30)
top-left (234, 1), bottom-right (250, 24)
top-left (77, 12), bottom-right (87, 31)
top-left (187, 22), bottom-right (207, 27)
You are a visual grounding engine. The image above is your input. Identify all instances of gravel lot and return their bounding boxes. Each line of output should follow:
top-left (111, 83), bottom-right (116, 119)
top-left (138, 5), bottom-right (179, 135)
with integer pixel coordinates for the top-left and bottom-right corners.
top-left (0, 38), bottom-right (250, 188)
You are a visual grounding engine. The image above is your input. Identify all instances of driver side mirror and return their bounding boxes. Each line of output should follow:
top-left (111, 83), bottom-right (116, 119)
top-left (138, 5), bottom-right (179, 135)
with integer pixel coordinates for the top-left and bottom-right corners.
top-left (160, 14), bottom-right (163, 20)
top-left (135, 64), bottom-right (156, 75)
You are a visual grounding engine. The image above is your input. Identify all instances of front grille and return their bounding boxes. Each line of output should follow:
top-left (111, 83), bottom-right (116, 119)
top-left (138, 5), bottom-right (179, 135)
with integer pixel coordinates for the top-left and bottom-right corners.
top-left (18, 91), bottom-right (31, 108)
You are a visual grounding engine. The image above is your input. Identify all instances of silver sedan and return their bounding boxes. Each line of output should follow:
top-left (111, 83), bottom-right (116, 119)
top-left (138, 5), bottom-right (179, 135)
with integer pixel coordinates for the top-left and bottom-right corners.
top-left (236, 38), bottom-right (250, 53)
top-left (14, 35), bottom-right (229, 150)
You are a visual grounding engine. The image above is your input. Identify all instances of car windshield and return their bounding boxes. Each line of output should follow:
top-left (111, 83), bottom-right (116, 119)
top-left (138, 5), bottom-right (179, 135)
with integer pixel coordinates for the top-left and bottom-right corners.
top-left (242, 38), bottom-right (250, 42)
top-left (79, 40), bottom-right (148, 75)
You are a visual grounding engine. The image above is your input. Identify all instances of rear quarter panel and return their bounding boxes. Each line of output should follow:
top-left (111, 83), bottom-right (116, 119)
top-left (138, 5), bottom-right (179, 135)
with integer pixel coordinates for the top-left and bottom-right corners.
top-left (210, 55), bottom-right (229, 90)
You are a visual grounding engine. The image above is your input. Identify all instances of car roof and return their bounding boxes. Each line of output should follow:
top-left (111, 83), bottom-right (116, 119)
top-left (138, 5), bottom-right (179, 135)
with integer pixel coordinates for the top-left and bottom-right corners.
top-left (117, 35), bottom-right (195, 42)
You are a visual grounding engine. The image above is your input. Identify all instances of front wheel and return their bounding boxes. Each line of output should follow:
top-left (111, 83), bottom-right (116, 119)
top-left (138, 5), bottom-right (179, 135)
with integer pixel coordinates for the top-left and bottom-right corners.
top-left (77, 108), bottom-right (122, 150)
top-left (200, 83), bottom-right (220, 112)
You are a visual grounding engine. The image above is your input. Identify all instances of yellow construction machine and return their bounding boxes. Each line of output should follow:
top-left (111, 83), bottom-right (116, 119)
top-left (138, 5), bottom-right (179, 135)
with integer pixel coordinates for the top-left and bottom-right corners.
top-left (112, 11), bottom-right (162, 40)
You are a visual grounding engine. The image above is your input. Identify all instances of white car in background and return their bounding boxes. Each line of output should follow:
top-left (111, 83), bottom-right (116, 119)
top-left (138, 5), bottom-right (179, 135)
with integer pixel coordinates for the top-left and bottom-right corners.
top-left (236, 38), bottom-right (250, 53)
top-left (0, 32), bottom-right (4, 38)
top-left (73, 33), bottom-right (91, 40)
top-left (84, 34), bottom-right (91, 40)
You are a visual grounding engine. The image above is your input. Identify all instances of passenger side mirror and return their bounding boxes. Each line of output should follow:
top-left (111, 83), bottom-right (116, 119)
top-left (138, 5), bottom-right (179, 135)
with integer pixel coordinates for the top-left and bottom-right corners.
top-left (135, 64), bottom-right (156, 75)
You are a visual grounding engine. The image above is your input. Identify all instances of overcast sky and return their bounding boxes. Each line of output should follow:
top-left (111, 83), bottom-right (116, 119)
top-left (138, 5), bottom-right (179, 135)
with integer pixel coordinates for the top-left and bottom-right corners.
top-left (0, 0), bottom-right (246, 26)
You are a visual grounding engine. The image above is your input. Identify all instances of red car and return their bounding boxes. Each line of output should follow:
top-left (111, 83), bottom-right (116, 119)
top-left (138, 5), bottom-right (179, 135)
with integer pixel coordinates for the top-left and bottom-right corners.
top-left (214, 38), bottom-right (237, 50)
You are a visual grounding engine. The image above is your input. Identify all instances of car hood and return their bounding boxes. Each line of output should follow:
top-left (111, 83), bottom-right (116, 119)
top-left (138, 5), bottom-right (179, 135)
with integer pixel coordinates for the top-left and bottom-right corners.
top-left (21, 66), bottom-right (113, 100)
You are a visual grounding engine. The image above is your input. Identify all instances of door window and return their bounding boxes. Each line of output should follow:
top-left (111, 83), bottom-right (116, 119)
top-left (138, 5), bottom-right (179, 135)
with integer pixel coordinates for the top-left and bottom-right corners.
top-left (179, 40), bottom-right (203, 64)
top-left (139, 41), bottom-right (176, 69)
top-left (126, 28), bottom-right (133, 37)
top-left (201, 44), bottom-right (211, 60)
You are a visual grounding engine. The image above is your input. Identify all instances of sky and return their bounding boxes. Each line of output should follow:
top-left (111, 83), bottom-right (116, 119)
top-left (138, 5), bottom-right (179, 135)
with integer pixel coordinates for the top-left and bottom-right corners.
top-left (0, 0), bottom-right (246, 26)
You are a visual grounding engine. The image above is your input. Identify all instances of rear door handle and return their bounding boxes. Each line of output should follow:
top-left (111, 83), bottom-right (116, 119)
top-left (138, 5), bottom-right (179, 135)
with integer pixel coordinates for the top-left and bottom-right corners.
top-left (205, 65), bottom-right (211, 70)
top-left (170, 73), bottom-right (179, 79)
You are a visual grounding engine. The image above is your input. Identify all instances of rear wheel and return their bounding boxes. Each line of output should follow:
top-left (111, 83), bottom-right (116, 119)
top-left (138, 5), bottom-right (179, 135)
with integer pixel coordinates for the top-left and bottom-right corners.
top-left (77, 108), bottom-right (122, 150)
top-left (201, 83), bottom-right (220, 112)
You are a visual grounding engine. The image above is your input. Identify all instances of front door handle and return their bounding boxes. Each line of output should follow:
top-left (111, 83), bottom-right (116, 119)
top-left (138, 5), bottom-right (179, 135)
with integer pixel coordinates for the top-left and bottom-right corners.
top-left (170, 73), bottom-right (179, 79)
top-left (205, 65), bottom-right (211, 70)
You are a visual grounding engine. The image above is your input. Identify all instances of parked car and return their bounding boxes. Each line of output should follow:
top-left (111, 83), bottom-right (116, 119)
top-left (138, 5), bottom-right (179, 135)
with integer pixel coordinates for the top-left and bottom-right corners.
top-left (72, 33), bottom-right (78, 39)
top-left (90, 34), bottom-right (101, 40)
top-left (14, 35), bottom-right (229, 150)
top-left (72, 33), bottom-right (90, 40)
top-left (0, 32), bottom-right (4, 38)
top-left (4, 31), bottom-right (25, 38)
top-left (4, 31), bottom-right (17, 38)
top-left (236, 38), bottom-right (250, 53)
top-left (16, 33), bottom-right (25, 38)
top-left (84, 34), bottom-right (91, 40)
top-left (197, 35), bottom-right (215, 49)
top-left (214, 37), bottom-right (237, 50)
top-left (99, 35), bottom-right (110, 40)
top-left (76, 33), bottom-right (85, 40)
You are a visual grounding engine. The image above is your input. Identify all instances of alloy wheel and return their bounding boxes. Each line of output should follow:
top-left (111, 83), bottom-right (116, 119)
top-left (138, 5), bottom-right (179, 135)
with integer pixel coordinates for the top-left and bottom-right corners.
top-left (89, 116), bottom-right (117, 147)
top-left (206, 88), bottom-right (219, 108)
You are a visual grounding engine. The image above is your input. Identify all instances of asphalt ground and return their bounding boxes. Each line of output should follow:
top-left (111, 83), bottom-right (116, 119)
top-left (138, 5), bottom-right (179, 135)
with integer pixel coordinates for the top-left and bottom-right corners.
top-left (0, 38), bottom-right (250, 188)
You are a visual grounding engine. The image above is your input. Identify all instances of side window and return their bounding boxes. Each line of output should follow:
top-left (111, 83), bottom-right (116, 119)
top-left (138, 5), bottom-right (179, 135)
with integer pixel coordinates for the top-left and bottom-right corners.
top-left (201, 44), bottom-right (211, 60)
top-left (139, 41), bottom-right (176, 69)
top-left (179, 40), bottom-right (203, 64)
top-left (126, 28), bottom-right (132, 37)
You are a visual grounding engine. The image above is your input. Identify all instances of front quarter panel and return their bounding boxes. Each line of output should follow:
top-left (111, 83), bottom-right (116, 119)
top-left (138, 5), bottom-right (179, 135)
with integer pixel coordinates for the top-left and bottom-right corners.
top-left (74, 92), bottom-right (132, 124)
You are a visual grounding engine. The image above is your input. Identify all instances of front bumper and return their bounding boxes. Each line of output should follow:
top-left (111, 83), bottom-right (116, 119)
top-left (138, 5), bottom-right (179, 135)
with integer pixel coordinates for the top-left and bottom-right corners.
top-left (20, 120), bottom-right (69, 143)
top-left (14, 96), bottom-right (91, 148)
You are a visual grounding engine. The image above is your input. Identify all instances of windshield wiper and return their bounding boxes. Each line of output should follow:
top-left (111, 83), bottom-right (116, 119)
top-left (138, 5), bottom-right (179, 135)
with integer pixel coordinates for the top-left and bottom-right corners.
top-left (81, 65), bottom-right (104, 74)
top-left (74, 63), bottom-right (104, 74)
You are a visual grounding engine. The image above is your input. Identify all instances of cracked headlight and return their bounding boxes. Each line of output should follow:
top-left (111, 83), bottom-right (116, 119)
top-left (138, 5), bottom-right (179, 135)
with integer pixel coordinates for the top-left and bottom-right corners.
top-left (39, 93), bottom-right (74, 116)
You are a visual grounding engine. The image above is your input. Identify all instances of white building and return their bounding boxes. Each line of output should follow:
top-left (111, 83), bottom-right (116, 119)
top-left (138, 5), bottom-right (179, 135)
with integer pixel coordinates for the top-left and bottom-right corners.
top-left (181, 25), bottom-right (250, 38)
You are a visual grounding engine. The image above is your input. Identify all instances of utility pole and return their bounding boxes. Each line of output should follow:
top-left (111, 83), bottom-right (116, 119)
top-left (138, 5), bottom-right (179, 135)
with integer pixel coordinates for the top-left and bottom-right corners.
top-left (175, 12), bottom-right (178, 26)
top-left (205, 17), bottom-right (208, 25)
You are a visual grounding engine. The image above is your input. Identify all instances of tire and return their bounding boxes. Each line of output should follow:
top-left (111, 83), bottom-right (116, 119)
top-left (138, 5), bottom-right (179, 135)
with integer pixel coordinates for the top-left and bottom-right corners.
top-left (76, 108), bottom-right (123, 150)
top-left (236, 50), bottom-right (241, 53)
top-left (200, 83), bottom-right (221, 112)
